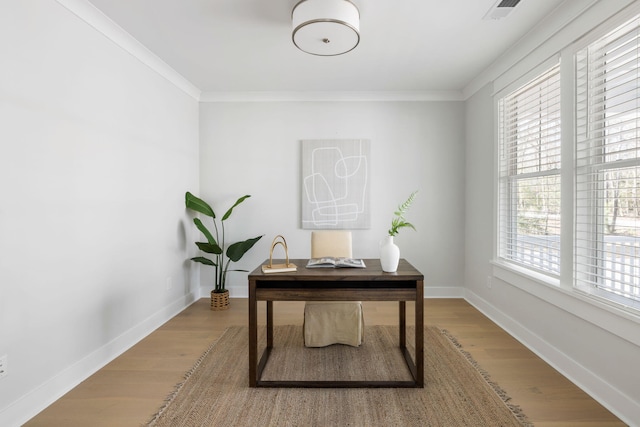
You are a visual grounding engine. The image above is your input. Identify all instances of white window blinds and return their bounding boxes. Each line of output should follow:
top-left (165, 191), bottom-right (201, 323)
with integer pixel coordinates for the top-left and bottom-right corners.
top-left (575, 15), bottom-right (640, 307)
top-left (498, 63), bottom-right (561, 275)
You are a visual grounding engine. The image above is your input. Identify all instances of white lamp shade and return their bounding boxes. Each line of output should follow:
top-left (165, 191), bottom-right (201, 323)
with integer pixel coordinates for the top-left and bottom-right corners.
top-left (292, 0), bottom-right (360, 56)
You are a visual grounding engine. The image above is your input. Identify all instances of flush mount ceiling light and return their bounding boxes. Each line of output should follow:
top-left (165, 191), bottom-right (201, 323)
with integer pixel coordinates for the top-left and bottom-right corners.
top-left (292, 0), bottom-right (360, 56)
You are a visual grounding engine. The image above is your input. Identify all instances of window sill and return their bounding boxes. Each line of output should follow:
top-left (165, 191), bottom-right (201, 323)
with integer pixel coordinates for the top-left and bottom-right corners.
top-left (491, 259), bottom-right (640, 347)
top-left (492, 259), bottom-right (560, 288)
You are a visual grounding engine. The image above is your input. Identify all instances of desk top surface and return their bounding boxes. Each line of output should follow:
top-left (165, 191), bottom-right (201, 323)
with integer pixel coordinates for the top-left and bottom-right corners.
top-left (248, 258), bottom-right (423, 281)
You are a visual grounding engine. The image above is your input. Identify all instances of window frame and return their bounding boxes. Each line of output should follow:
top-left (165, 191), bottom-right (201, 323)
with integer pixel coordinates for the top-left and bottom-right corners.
top-left (573, 15), bottom-right (640, 310)
top-left (491, 5), bottom-right (640, 316)
top-left (497, 62), bottom-right (562, 278)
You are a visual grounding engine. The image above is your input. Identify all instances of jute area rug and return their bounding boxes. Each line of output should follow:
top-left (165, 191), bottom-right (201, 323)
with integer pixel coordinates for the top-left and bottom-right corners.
top-left (147, 325), bottom-right (532, 427)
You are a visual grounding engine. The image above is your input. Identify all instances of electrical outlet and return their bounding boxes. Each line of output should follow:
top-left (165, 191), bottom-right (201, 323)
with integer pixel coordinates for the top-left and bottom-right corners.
top-left (0, 355), bottom-right (7, 379)
top-left (166, 276), bottom-right (173, 291)
top-left (486, 276), bottom-right (493, 289)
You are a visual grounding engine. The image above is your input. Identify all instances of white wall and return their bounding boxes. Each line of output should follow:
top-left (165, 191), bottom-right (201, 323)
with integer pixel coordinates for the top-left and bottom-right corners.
top-left (0, 2), bottom-right (200, 425)
top-left (198, 101), bottom-right (466, 298)
top-left (4, 0), bottom-right (638, 425)
top-left (463, 1), bottom-right (640, 424)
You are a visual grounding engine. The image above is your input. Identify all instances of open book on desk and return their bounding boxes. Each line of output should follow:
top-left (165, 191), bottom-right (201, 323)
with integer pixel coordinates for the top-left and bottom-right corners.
top-left (306, 257), bottom-right (366, 269)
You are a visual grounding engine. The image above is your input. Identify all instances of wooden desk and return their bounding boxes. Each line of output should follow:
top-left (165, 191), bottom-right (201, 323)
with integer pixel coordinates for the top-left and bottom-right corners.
top-left (248, 258), bottom-right (424, 388)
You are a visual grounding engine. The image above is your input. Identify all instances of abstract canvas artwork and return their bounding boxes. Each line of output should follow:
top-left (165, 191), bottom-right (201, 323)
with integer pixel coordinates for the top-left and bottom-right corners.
top-left (301, 139), bottom-right (370, 229)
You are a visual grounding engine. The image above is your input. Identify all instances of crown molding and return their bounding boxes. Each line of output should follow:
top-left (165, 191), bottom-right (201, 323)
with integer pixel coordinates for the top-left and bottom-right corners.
top-left (199, 90), bottom-right (464, 103)
top-left (463, 0), bottom-right (598, 98)
top-left (462, 0), bottom-right (638, 99)
top-left (55, 0), bottom-right (201, 101)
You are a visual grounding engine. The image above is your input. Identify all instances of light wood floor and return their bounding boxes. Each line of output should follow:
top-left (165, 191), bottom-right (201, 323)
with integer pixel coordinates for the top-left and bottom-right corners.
top-left (24, 298), bottom-right (624, 427)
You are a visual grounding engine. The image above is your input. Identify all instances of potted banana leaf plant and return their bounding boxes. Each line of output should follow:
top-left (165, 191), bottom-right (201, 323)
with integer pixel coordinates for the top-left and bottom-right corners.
top-left (185, 191), bottom-right (263, 310)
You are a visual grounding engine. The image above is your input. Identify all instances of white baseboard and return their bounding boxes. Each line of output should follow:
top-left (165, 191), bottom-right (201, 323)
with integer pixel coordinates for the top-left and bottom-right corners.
top-left (9, 286), bottom-right (636, 426)
top-left (464, 289), bottom-right (639, 427)
top-left (2, 291), bottom-right (199, 427)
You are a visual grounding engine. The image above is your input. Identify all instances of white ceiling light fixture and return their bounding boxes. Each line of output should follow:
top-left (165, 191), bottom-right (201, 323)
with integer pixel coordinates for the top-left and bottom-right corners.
top-left (292, 0), bottom-right (360, 56)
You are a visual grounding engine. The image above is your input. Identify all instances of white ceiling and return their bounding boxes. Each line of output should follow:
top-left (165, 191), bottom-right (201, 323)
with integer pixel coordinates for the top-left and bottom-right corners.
top-left (85, 0), bottom-right (568, 95)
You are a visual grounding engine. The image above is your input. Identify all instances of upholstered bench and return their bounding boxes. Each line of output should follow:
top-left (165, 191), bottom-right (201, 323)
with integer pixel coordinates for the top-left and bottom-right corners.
top-left (303, 301), bottom-right (364, 347)
top-left (304, 230), bottom-right (364, 347)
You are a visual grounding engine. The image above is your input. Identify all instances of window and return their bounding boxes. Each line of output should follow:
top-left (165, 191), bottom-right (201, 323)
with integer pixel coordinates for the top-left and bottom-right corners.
top-left (498, 64), bottom-right (562, 275)
top-left (575, 15), bottom-right (640, 307)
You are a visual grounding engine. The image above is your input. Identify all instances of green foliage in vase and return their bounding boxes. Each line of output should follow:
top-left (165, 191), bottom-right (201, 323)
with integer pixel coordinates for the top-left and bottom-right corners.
top-left (388, 191), bottom-right (418, 237)
top-left (185, 192), bottom-right (263, 293)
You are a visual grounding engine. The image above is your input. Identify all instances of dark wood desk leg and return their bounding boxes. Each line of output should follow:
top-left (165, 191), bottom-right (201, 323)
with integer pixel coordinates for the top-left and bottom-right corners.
top-left (416, 279), bottom-right (424, 387)
top-left (266, 301), bottom-right (273, 348)
top-left (249, 279), bottom-right (257, 387)
top-left (399, 301), bottom-right (406, 348)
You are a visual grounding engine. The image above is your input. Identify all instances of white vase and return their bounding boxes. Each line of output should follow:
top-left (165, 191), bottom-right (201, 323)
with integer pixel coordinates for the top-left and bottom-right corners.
top-left (380, 235), bottom-right (400, 272)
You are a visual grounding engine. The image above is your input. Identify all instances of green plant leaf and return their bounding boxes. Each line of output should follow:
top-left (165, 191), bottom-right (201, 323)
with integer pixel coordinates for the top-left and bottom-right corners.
top-left (195, 241), bottom-right (222, 255)
top-left (193, 218), bottom-right (217, 246)
top-left (395, 191), bottom-right (417, 217)
top-left (221, 195), bottom-right (251, 221)
top-left (190, 256), bottom-right (216, 266)
top-left (185, 192), bottom-right (216, 218)
top-left (226, 235), bottom-right (263, 262)
top-left (388, 191), bottom-right (418, 236)
top-left (396, 221), bottom-right (416, 231)
top-left (185, 191), bottom-right (261, 293)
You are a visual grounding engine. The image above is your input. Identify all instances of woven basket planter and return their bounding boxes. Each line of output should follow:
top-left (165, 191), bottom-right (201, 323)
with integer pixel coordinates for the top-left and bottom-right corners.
top-left (210, 290), bottom-right (230, 311)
